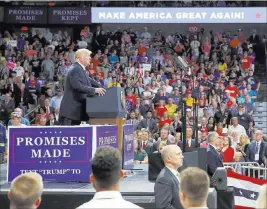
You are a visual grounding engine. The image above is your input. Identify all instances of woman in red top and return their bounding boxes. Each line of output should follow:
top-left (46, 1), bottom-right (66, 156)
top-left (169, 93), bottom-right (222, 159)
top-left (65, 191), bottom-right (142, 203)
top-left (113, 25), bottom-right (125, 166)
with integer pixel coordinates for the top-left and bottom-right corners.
top-left (155, 100), bottom-right (167, 119)
top-left (222, 136), bottom-right (235, 162)
top-left (158, 112), bottom-right (172, 129)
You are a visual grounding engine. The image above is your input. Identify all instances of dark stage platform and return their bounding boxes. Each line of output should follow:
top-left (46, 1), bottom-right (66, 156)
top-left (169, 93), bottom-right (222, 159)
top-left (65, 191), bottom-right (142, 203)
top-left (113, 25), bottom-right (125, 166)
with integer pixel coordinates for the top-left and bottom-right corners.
top-left (0, 164), bottom-right (217, 209)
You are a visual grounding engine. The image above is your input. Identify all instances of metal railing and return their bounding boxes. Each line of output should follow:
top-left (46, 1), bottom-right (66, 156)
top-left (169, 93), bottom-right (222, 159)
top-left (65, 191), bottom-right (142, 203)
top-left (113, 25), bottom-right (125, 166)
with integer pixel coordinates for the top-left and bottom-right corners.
top-left (224, 162), bottom-right (267, 179)
top-left (24, 105), bottom-right (40, 119)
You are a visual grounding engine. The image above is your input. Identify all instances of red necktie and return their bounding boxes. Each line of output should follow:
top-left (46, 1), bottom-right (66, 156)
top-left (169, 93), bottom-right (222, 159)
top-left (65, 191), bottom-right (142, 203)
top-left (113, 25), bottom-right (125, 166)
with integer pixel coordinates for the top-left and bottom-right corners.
top-left (142, 142), bottom-right (146, 149)
top-left (186, 140), bottom-right (190, 148)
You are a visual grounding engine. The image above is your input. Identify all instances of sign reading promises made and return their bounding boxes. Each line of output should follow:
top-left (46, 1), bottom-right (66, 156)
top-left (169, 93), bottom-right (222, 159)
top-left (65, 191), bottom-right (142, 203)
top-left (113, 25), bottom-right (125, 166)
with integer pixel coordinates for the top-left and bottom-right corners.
top-left (8, 126), bottom-right (93, 182)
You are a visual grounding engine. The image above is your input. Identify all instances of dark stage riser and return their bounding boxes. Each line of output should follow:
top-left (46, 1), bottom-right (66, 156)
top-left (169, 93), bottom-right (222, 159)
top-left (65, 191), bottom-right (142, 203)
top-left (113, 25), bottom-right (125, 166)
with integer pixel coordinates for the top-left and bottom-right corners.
top-left (0, 193), bottom-right (155, 209)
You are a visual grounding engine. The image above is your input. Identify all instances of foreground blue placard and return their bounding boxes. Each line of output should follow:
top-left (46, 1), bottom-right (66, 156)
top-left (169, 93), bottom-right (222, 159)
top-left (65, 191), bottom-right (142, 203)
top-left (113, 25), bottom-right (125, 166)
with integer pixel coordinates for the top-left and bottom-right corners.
top-left (122, 125), bottom-right (134, 170)
top-left (95, 125), bottom-right (118, 149)
top-left (8, 126), bottom-right (93, 182)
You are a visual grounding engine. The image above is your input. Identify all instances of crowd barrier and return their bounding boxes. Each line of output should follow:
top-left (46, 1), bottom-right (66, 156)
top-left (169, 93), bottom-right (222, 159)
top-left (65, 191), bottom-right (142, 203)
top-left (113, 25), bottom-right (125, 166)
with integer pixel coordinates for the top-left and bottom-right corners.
top-left (7, 125), bottom-right (134, 183)
top-left (224, 162), bottom-right (267, 179)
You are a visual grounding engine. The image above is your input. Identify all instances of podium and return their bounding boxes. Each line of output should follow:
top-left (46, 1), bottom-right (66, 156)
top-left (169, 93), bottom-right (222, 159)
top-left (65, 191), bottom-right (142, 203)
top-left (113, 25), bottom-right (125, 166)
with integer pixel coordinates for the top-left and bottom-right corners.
top-left (86, 87), bottom-right (127, 151)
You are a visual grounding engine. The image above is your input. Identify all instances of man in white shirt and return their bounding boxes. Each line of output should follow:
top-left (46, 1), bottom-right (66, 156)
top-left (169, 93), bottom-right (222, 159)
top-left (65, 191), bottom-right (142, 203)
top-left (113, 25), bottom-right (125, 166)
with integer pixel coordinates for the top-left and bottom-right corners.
top-left (77, 146), bottom-right (141, 209)
top-left (179, 167), bottom-right (209, 209)
top-left (228, 117), bottom-right (247, 136)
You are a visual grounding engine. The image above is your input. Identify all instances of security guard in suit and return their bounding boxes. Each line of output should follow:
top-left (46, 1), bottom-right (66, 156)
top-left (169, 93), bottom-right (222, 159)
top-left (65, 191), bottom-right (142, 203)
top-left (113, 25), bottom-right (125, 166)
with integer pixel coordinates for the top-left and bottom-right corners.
top-left (0, 121), bottom-right (7, 163)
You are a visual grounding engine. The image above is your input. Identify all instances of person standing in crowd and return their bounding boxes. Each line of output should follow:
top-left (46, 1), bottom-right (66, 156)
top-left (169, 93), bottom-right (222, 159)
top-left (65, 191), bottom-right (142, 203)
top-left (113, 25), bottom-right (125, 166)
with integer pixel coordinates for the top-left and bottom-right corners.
top-left (138, 110), bottom-right (158, 135)
top-left (246, 129), bottom-right (267, 166)
top-left (77, 146), bottom-right (141, 209)
top-left (9, 112), bottom-right (27, 127)
top-left (207, 132), bottom-right (224, 178)
top-left (8, 108), bottom-right (30, 126)
top-left (8, 172), bottom-right (43, 209)
top-left (179, 167), bottom-right (210, 209)
top-left (154, 145), bottom-right (184, 209)
top-left (60, 49), bottom-right (106, 125)
top-left (0, 121), bottom-right (6, 163)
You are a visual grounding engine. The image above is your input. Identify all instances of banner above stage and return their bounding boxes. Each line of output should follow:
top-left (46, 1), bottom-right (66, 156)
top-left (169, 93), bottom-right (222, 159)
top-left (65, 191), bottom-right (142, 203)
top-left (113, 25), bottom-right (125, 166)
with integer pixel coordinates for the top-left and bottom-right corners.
top-left (48, 7), bottom-right (91, 24)
top-left (4, 7), bottom-right (47, 24)
top-left (91, 7), bottom-right (267, 23)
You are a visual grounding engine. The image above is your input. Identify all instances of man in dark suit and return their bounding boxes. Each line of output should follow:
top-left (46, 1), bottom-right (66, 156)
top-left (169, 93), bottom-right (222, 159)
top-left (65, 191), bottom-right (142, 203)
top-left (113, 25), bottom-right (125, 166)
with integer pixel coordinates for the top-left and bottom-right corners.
top-left (60, 49), bottom-right (106, 125)
top-left (138, 111), bottom-right (158, 135)
top-left (46, 113), bottom-right (60, 126)
top-left (207, 132), bottom-right (224, 178)
top-left (185, 127), bottom-right (198, 148)
top-left (0, 93), bottom-right (15, 126)
top-left (154, 145), bottom-right (184, 209)
top-left (247, 129), bottom-right (267, 166)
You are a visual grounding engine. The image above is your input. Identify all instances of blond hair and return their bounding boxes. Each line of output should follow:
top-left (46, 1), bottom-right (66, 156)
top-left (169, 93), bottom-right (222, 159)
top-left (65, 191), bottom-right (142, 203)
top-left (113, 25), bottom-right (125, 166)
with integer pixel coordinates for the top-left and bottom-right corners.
top-left (239, 134), bottom-right (250, 146)
top-left (9, 172), bottom-right (43, 208)
top-left (74, 49), bottom-right (92, 61)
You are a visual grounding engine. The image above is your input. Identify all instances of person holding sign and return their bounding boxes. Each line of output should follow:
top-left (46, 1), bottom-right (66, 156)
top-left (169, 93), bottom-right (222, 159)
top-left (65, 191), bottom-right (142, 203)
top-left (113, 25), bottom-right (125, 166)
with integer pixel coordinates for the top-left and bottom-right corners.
top-left (60, 49), bottom-right (106, 125)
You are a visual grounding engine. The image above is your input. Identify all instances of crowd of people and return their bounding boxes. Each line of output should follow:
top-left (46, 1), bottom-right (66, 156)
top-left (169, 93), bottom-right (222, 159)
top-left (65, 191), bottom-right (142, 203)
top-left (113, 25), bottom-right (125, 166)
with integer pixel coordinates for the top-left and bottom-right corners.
top-left (16, 1), bottom-right (253, 7)
top-left (0, 23), bottom-right (266, 168)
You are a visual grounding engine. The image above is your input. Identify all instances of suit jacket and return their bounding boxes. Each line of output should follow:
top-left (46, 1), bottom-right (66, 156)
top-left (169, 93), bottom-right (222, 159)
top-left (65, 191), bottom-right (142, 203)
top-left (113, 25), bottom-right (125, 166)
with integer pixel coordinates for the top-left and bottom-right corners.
top-left (154, 167), bottom-right (183, 209)
top-left (246, 140), bottom-right (267, 165)
top-left (0, 99), bottom-right (15, 122)
top-left (138, 118), bottom-right (158, 134)
top-left (186, 138), bottom-right (197, 148)
top-left (142, 139), bottom-right (154, 155)
top-left (59, 62), bottom-right (102, 121)
top-left (125, 119), bottom-right (139, 130)
top-left (207, 144), bottom-right (224, 177)
top-left (13, 84), bottom-right (30, 107)
top-left (248, 34), bottom-right (260, 44)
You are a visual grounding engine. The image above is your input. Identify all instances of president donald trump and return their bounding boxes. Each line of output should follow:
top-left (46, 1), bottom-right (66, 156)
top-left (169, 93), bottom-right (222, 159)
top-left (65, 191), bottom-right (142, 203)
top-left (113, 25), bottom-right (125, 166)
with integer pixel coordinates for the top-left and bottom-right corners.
top-left (60, 49), bottom-right (105, 125)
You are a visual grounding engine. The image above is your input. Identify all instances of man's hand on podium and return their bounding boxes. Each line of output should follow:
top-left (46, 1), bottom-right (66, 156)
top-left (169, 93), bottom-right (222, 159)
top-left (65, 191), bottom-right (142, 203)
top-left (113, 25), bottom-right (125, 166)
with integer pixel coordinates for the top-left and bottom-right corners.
top-left (95, 88), bottom-right (106, 96)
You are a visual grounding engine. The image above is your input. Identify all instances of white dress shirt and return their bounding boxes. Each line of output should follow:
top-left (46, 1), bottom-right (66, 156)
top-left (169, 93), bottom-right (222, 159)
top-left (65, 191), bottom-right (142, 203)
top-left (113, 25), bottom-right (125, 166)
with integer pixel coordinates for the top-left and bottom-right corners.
top-left (166, 166), bottom-right (180, 182)
top-left (77, 61), bottom-right (86, 71)
top-left (77, 191), bottom-right (142, 209)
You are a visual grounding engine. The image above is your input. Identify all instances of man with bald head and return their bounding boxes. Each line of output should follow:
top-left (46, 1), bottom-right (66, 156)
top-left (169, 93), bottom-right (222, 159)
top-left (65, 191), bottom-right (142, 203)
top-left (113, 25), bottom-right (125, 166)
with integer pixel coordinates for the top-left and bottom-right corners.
top-left (60, 49), bottom-right (106, 125)
top-left (154, 145), bottom-right (184, 209)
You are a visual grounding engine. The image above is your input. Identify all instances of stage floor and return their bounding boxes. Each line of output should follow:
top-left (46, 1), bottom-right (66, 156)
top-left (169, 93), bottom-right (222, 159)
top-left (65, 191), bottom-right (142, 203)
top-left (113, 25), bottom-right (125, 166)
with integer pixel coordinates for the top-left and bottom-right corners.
top-left (0, 163), bottom-right (154, 193)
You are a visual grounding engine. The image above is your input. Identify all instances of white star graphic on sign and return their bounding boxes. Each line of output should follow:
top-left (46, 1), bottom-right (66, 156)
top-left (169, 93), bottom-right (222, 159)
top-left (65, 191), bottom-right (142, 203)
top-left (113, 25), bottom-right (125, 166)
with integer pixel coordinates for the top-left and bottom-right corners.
top-left (40, 132), bottom-right (42, 134)
top-left (39, 161), bottom-right (42, 163)
top-left (50, 132), bottom-right (52, 134)
top-left (250, 193), bottom-right (256, 199)
top-left (55, 131), bottom-right (57, 133)
top-left (49, 161), bottom-right (52, 163)
top-left (54, 161), bottom-right (57, 163)
top-left (44, 161), bottom-right (47, 163)
top-left (59, 131), bottom-right (62, 133)
top-left (59, 161), bottom-right (62, 163)
top-left (239, 190), bottom-right (243, 196)
top-left (45, 132), bottom-right (47, 134)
